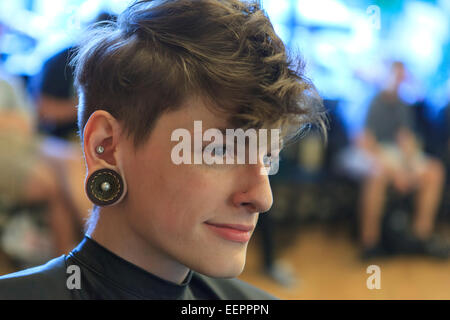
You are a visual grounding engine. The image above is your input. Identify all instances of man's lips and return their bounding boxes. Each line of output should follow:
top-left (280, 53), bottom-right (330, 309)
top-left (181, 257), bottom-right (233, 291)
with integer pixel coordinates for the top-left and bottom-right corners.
top-left (204, 222), bottom-right (254, 243)
top-left (204, 222), bottom-right (254, 232)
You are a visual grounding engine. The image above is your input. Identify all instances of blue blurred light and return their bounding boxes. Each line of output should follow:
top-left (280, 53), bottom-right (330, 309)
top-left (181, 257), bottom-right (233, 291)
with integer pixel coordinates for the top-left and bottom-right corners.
top-left (295, 0), bottom-right (351, 26)
top-left (0, 0), bottom-right (448, 134)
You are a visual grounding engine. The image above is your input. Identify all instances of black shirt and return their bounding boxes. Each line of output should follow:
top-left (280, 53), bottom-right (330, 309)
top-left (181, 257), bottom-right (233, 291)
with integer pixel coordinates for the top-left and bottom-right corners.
top-left (0, 236), bottom-right (276, 300)
top-left (365, 92), bottom-right (416, 144)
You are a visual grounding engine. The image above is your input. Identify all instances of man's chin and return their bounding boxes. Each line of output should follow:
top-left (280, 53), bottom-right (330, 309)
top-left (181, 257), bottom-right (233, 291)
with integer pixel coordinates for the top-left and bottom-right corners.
top-left (201, 269), bottom-right (245, 279)
top-left (191, 260), bottom-right (246, 279)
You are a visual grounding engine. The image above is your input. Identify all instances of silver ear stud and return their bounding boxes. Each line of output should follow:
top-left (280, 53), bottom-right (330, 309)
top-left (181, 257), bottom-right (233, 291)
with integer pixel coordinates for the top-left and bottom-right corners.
top-left (101, 181), bottom-right (111, 192)
top-left (96, 146), bottom-right (105, 154)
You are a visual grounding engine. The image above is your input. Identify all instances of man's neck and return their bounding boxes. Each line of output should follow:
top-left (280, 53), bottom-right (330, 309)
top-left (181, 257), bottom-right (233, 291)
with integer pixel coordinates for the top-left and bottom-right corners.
top-left (87, 206), bottom-right (190, 285)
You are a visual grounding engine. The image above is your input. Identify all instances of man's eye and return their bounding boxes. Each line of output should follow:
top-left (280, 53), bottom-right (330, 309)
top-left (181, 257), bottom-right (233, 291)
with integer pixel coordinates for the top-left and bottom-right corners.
top-left (213, 145), bottom-right (230, 157)
top-left (263, 152), bottom-right (281, 164)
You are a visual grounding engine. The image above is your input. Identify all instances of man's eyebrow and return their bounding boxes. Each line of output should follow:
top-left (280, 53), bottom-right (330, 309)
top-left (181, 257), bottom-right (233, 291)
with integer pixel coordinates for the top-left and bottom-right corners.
top-left (204, 127), bottom-right (230, 135)
top-left (202, 126), bottom-right (284, 151)
top-left (217, 127), bottom-right (230, 135)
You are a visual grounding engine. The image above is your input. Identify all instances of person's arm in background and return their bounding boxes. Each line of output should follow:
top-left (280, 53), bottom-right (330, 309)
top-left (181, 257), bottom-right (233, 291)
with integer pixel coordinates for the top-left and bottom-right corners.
top-left (357, 114), bottom-right (415, 193)
top-left (395, 101), bottom-right (423, 165)
top-left (356, 95), bottom-right (385, 159)
top-left (0, 110), bottom-right (33, 136)
top-left (356, 129), bottom-right (383, 157)
top-left (0, 78), bottom-right (35, 136)
top-left (396, 126), bottom-right (421, 160)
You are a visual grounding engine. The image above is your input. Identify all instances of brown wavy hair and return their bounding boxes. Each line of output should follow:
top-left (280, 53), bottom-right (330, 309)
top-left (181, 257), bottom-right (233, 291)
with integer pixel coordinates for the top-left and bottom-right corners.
top-left (71, 0), bottom-right (327, 150)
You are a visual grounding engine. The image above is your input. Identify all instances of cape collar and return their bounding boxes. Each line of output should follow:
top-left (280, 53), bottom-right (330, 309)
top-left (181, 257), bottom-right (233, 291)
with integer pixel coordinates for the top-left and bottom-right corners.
top-left (68, 236), bottom-right (194, 299)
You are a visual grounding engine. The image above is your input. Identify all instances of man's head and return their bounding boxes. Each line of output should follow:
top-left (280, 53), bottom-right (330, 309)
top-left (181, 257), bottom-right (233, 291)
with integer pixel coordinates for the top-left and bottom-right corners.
top-left (388, 61), bottom-right (407, 90)
top-left (73, 0), bottom-right (324, 149)
top-left (72, 0), bottom-right (325, 279)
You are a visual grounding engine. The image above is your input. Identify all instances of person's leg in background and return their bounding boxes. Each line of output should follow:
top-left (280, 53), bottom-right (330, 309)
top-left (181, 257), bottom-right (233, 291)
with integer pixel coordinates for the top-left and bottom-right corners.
top-left (259, 211), bottom-right (275, 271)
top-left (409, 158), bottom-right (449, 258)
top-left (259, 209), bottom-right (297, 287)
top-left (358, 146), bottom-right (417, 259)
top-left (412, 158), bottom-right (445, 239)
top-left (360, 154), bottom-right (449, 259)
top-left (359, 165), bottom-right (389, 258)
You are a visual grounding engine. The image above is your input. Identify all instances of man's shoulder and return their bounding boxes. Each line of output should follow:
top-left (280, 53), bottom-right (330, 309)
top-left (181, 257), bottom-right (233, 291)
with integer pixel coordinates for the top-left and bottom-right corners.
top-left (193, 273), bottom-right (278, 300)
top-left (0, 255), bottom-right (72, 300)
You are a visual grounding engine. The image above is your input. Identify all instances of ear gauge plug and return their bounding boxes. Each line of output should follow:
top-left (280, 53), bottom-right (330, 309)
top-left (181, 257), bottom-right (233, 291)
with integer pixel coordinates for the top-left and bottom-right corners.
top-left (86, 168), bottom-right (125, 206)
top-left (86, 146), bottom-right (128, 207)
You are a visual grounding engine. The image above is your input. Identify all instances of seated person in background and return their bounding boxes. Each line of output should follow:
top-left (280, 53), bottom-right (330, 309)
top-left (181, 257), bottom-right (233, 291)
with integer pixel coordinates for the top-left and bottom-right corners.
top-left (0, 72), bottom-right (90, 255)
top-left (0, 0), bottom-right (325, 299)
top-left (357, 61), bottom-right (447, 259)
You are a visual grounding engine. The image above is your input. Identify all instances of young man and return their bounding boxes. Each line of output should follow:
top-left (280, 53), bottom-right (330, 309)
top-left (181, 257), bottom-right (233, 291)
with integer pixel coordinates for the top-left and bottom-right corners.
top-left (0, 0), bottom-right (325, 299)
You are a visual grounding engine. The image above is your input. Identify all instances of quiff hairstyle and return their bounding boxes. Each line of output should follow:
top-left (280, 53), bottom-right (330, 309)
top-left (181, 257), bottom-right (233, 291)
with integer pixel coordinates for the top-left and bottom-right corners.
top-left (72, 0), bottom-right (326, 151)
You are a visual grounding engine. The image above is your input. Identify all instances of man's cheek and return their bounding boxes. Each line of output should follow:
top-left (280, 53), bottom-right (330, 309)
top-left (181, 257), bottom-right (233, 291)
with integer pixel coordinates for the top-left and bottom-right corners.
top-left (159, 208), bottom-right (189, 234)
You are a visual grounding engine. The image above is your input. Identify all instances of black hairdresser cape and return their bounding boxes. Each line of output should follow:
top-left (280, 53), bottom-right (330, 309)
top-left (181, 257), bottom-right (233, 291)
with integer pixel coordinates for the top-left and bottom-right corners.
top-left (0, 236), bottom-right (276, 300)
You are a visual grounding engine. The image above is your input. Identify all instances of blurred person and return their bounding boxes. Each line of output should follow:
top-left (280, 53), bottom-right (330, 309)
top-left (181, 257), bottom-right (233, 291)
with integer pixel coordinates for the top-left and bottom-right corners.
top-left (357, 61), bottom-right (447, 260)
top-left (440, 80), bottom-right (450, 213)
top-left (34, 47), bottom-right (78, 141)
top-left (259, 209), bottom-right (297, 287)
top-left (33, 12), bottom-right (117, 141)
top-left (0, 24), bottom-right (90, 255)
top-left (0, 22), bottom-right (90, 256)
top-left (0, 73), bottom-right (90, 256)
top-left (0, 0), bottom-right (325, 299)
top-left (442, 79), bottom-right (450, 165)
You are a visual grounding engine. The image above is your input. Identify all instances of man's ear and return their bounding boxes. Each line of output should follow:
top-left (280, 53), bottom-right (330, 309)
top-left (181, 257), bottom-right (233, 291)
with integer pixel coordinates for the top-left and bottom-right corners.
top-left (83, 110), bottom-right (125, 175)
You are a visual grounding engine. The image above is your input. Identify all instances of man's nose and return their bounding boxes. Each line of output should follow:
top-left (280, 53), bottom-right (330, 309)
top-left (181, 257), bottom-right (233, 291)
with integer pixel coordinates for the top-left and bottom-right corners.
top-left (231, 161), bottom-right (273, 214)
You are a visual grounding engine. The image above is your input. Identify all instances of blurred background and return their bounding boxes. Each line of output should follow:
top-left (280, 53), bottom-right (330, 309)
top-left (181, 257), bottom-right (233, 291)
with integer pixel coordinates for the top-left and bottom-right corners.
top-left (0, 0), bottom-right (449, 299)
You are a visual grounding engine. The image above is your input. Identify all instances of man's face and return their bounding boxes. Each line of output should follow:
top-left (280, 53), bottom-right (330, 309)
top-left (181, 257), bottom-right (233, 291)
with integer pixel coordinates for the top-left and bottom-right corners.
top-left (392, 62), bottom-right (406, 85)
top-left (120, 96), bottom-right (273, 278)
